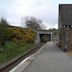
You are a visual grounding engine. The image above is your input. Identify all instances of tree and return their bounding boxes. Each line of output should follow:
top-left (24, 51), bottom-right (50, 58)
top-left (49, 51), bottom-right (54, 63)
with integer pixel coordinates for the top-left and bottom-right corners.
top-left (0, 18), bottom-right (9, 26)
top-left (0, 17), bottom-right (10, 46)
top-left (24, 16), bottom-right (42, 29)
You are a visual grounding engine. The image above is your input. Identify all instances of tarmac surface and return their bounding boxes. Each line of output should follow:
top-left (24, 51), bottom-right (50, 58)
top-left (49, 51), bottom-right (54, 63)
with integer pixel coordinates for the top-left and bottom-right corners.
top-left (22, 41), bottom-right (72, 72)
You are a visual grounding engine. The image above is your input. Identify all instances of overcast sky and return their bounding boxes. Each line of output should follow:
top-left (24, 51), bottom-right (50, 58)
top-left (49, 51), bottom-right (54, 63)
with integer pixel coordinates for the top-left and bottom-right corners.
top-left (0, 0), bottom-right (72, 29)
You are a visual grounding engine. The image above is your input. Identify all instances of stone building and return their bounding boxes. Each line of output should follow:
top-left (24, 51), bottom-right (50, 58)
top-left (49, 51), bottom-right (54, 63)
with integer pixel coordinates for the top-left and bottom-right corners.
top-left (58, 4), bottom-right (72, 51)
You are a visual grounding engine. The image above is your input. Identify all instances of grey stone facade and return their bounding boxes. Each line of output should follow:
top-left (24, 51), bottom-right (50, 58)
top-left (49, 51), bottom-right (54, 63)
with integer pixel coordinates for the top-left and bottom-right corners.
top-left (59, 4), bottom-right (72, 28)
top-left (58, 4), bottom-right (72, 51)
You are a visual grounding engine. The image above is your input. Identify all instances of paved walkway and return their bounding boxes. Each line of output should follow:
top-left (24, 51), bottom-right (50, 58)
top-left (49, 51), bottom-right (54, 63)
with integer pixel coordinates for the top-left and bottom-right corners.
top-left (23, 41), bottom-right (72, 72)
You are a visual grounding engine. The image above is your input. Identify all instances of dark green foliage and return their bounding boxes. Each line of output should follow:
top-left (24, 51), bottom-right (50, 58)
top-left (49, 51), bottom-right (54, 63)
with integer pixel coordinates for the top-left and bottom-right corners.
top-left (0, 41), bottom-right (34, 64)
top-left (0, 17), bottom-right (35, 46)
top-left (0, 18), bottom-right (10, 46)
top-left (0, 17), bottom-right (35, 64)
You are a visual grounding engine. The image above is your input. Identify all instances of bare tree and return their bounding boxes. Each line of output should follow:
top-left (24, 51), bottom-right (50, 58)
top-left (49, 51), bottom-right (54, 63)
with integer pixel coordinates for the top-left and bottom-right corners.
top-left (24, 16), bottom-right (42, 29)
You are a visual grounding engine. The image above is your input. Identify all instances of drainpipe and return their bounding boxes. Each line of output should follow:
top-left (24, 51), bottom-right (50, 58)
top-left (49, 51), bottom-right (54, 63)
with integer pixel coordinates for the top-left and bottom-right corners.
top-left (64, 44), bottom-right (67, 52)
top-left (51, 33), bottom-right (52, 41)
top-left (63, 25), bottom-right (69, 52)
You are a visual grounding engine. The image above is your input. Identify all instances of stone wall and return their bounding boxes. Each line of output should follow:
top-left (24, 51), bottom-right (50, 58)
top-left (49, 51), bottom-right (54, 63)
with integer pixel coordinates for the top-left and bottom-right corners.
top-left (59, 28), bottom-right (72, 51)
top-left (68, 29), bottom-right (72, 50)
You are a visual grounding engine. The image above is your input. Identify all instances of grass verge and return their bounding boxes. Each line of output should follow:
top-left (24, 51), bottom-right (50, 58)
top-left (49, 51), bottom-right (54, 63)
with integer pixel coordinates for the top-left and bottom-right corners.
top-left (0, 41), bottom-right (34, 64)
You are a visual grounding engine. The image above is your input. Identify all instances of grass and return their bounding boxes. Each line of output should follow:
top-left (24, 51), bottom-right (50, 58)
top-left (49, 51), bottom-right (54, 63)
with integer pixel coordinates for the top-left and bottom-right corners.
top-left (0, 41), bottom-right (34, 64)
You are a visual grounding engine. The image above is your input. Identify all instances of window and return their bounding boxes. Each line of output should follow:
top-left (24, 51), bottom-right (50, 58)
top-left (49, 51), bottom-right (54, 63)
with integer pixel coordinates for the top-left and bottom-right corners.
top-left (69, 25), bottom-right (70, 28)
top-left (65, 25), bottom-right (67, 28)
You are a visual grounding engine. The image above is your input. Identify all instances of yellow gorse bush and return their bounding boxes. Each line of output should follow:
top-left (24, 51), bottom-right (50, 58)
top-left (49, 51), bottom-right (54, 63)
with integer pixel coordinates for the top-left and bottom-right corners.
top-left (8, 27), bottom-right (36, 43)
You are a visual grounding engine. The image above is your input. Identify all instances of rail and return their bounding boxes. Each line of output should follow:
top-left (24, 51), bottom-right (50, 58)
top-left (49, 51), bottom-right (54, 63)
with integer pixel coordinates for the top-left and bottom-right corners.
top-left (0, 43), bottom-right (44, 72)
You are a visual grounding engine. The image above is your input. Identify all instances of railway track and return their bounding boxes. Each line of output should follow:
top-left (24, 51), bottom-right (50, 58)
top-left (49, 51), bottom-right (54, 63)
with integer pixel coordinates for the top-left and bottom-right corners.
top-left (0, 43), bottom-right (44, 72)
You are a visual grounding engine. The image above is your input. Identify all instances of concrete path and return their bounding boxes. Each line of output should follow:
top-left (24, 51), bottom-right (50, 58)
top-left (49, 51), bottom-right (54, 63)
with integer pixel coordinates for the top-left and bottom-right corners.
top-left (22, 41), bottom-right (72, 72)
